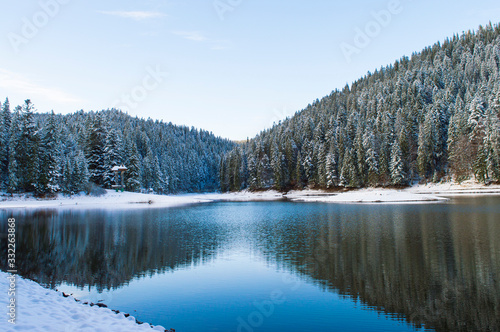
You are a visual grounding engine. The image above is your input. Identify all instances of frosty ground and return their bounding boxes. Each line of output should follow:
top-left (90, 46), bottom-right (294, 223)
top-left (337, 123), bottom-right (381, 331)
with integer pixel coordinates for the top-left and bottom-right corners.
top-left (0, 271), bottom-right (168, 332)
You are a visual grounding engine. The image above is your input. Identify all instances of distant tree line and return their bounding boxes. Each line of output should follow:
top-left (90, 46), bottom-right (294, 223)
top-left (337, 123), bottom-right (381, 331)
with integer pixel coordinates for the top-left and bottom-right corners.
top-left (220, 23), bottom-right (500, 192)
top-left (0, 102), bottom-right (235, 195)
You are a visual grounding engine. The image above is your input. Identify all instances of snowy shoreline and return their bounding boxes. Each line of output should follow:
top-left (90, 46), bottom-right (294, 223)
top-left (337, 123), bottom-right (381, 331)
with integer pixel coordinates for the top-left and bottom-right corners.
top-left (1, 181), bottom-right (500, 210)
top-left (0, 271), bottom-right (171, 332)
top-left (0, 189), bottom-right (285, 210)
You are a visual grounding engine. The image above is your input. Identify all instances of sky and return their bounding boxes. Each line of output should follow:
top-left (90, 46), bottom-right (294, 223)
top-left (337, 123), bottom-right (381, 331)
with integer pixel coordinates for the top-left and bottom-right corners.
top-left (1, 0), bottom-right (500, 141)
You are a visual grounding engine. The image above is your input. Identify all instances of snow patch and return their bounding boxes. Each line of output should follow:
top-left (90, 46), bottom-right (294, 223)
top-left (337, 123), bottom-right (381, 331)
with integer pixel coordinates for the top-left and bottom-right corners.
top-left (0, 189), bottom-right (285, 210)
top-left (286, 188), bottom-right (447, 204)
top-left (0, 271), bottom-right (168, 332)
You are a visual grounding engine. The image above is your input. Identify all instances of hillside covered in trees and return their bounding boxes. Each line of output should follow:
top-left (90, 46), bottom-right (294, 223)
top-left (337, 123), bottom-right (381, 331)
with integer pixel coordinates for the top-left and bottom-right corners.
top-left (220, 23), bottom-right (500, 192)
top-left (0, 101), bottom-right (235, 195)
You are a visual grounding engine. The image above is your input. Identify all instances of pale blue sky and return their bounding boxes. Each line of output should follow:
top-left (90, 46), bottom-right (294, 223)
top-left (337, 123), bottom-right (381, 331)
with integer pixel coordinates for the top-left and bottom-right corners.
top-left (1, 0), bottom-right (500, 140)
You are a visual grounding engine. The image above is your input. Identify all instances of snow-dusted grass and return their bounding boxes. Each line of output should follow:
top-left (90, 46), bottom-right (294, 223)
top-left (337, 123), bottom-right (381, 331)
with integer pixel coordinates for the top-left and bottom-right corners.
top-left (0, 271), bottom-right (167, 332)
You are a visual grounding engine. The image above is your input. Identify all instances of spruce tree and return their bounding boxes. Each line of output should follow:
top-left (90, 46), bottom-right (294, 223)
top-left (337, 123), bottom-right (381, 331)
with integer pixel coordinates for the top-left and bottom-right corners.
top-left (37, 111), bottom-right (60, 195)
top-left (294, 151), bottom-right (304, 189)
top-left (390, 142), bottom-right (407, 186)
top-left (103, 129), bottom-right (123, 188)
top-left (325, 151), bottom-right (338, 188)
top-left (0, 98), bottom-right (11, 189)
top-left (7, 108), bottom-right (20, 193)
top-left (19, 100), bottom-right (39, 192)
top-left (74, 151), bottom-right (90, 192)
top-left (86, 113), bottom-right (107, 186)
top-left (447, 97), bottom-right (472, 182)
top-left (363, 129), bottom-right (379, 186)
top-left (125, 143), bottom-right (141, 192)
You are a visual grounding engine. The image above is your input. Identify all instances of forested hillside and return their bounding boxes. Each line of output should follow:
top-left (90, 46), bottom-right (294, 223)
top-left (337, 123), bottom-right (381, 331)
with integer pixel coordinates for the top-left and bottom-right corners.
top-left (220, 23), bottom-right (500, 192)
top-left (0, 102), bottom-right (235, 195)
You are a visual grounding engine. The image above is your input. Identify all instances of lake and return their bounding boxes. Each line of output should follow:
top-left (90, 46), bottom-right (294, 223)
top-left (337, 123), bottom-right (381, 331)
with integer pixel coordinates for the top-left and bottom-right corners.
top-left (1, 197), bottom-right (499, 331)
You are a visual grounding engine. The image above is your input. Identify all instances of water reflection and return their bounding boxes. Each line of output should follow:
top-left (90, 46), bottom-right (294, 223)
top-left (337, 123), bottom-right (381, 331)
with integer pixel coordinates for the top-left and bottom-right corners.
top-left (1, 197), bottom-right (499, 331)
top-left (251, 200), bottom-right (500, 331)
top-left (1, 208), bottom-right (229, 291)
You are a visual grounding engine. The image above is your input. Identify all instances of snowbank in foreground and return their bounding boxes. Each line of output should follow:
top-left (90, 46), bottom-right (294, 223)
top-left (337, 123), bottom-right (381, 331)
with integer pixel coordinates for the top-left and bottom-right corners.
top-left (0, 271), bottom-right (167, 332)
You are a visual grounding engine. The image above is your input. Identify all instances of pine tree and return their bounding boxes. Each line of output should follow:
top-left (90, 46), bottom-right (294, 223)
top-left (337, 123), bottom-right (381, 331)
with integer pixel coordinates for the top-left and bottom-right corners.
top-left (86, 113), bottom-right (107, 186)
top-left (340, 148), bottom-right (360, 188)
top-left (37, 111), bottom-right (60, 195)
top-left (0, 98), bottom-right (11, 189)
top-left (247, 153), bottom-right (259, 190)
top-left (18, 100), bottom-right (39, 192)
top-left (302, 141), bottom-right (316, 187)
top-left (74, 151), bottom-right (90, 192)
top-left (325, 151), bottom-right (338, 188)
top-left (259, 153), bottom-right (272, 188)
top-left (363, 129), bottom-right (379, 186)
top-left (229, 148), bottom-right (242, 191)
top-left (294, 151), bottom-right (304, 189)
top-left (468, 93), bottom-right (488, 182)
top-left (7, 108), bottom-right (20, 193)
top-left (61, 156), bottom-right (74, 194)
top-left (390, 141), bottom-right (407, 186)
top-left (417, 110), bottom-right (438, 180)
top-left (150, 154), bottom-right (165, 193)
top-left (271, 143), bottom-right (284, 190)
top-left (142, 151), bottom-right (165, 193)
top-left (447, 97), bottom-right (472, 182)
top-left (354, 125), bottom-right (366, 185)
top-left (7, 159), bottom-right (19, 194)
top-left (483, 109), bottom-right (500, 182)
top-left (103, 129), bottom-right (123, 188)
top-left (316, 143), bottom-right (327, 188)
top-left (125, 143), bottom-right (141, 192)
top-left (219, 156), bottom-right (228, 192)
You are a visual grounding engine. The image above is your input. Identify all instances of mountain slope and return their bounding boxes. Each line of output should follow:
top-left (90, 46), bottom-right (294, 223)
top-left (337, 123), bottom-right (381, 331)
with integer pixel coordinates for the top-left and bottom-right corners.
top-left (221, 23), bottom-right (500, 192)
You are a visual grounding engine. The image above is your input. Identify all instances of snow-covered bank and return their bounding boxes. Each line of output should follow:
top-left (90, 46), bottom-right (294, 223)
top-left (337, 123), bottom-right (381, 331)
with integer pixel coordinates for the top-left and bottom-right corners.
top-left (285, 188), bottom-right (447, 204)
top-left (1, 181), bottom-right (500, 210)
top-left (0, 190), bottom-right (284, 210)
top-left (0, 271), bottom-right (169, 332)
top-left (286, 181), bottom-right (500, 203)
top-left (0, 190), bottom-right (214, 210)
top-left (405, 180), bottom-right (500, 196)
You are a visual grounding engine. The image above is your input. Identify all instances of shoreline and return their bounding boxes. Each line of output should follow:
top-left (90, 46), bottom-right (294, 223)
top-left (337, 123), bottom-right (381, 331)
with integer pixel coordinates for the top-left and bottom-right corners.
top-left (1, 181), bottom-right (499, 210)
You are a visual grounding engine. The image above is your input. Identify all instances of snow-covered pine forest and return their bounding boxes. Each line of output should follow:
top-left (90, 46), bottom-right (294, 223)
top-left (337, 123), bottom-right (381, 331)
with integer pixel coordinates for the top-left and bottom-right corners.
top-left (0, 103), bottom-right (235, 195)
top-left (220, 23), bottom-right (500, 192)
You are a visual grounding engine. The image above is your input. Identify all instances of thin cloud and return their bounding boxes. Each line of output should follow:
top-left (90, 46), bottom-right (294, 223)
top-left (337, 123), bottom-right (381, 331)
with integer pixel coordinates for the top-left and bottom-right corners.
top-left (0, 69), bottom-right (83, 104)
top-left (98, 11), bottom-right (166, 20)
top-left (172, 31), bottom-right (208, 42)
top-left (211, 44), bottom-right (230, 51)
top-left (172, 31), bottom-right (231, 50)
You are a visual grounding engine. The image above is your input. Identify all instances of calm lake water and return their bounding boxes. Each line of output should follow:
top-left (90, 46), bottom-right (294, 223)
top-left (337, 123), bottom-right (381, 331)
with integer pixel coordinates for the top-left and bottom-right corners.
top-left (1, 197), bottom-right (500, 332)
